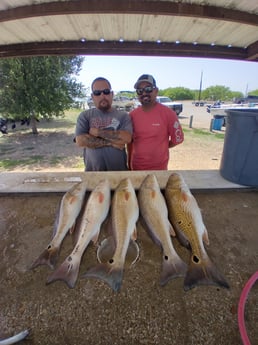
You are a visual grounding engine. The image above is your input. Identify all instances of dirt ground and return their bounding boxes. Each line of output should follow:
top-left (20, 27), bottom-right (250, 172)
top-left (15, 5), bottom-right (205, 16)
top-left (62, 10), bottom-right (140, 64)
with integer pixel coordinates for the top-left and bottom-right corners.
top-left (0, 190), bottom-right (258, 345)
top-left (0, 101), bottom-right (224, 172)
top-left (0, 102), bottom-right (257, 344)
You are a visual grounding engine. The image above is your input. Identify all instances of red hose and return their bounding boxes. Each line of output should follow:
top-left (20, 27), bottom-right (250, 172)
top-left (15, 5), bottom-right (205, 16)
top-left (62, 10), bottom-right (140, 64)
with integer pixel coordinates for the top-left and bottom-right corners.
top-left (238, 271), bottom-right (258, 345)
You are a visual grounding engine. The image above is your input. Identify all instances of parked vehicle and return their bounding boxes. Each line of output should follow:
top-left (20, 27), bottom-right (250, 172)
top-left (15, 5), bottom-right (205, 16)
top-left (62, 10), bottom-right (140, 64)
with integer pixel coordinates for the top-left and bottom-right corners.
top-left (0, 117), bottom-right (30, 134)
top-left (0, 118), bottom-right (8, 134)
top-left (87, 95), bottom-right (135, 112)
top-left (156, 96), bottom-right (183, 116)
top-left (194, 101), bottom-right (205, 107)
top-left (233, 95), bottom-right (258, 105)
top-left (206, 101), bottom-right (222, 113)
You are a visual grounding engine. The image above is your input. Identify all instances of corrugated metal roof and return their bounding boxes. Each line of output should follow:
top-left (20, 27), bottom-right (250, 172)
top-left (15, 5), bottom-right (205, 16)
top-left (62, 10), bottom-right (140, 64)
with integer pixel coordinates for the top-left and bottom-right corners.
top-left (0, 0), bottom-right (257, 61)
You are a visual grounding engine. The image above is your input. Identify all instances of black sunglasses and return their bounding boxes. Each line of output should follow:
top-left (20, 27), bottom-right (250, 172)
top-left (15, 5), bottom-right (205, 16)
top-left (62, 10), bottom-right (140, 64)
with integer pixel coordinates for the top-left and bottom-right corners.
top-left (136, 86), bottom-right (155, 96)
top-left (92, 89), bottom-right (112, 96)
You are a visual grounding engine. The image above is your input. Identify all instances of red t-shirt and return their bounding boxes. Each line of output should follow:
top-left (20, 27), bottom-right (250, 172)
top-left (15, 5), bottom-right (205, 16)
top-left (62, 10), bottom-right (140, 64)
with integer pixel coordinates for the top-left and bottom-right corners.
top-left (129, 102), bottom-right (184, 170)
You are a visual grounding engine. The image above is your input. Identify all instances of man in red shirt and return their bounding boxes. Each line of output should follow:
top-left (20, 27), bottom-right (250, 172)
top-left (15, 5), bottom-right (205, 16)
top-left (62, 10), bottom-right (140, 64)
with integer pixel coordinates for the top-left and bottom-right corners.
top-left (128, 74), bottom-right (184, 170)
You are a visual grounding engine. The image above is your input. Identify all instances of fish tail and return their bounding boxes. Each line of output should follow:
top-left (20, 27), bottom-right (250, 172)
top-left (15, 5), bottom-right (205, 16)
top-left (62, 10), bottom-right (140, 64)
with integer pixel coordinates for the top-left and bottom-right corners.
top-left (160, 255), bottom-right (188, 286)
top-left (184, 256), bottom-right (230, 291)
top-left (30, 247), bottom-right (59, 270)
top-left (46, 257), bottom-right (80, 289)
top-left (82, 263), bottom-right (123, 293)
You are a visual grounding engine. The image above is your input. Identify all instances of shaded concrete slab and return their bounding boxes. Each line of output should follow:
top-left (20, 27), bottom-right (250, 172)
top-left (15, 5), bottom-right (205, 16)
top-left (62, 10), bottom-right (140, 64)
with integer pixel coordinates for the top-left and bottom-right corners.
top-left (0, 190), bottom-right (258, 344)
top-left (0, 170), bottom-right (251, 194)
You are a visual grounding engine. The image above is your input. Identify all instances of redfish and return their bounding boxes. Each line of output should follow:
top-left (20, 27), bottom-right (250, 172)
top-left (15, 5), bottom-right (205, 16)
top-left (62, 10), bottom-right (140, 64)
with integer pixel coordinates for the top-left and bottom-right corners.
top-left (138, 174), bottom-right (187, 286)
top-left (30, 181), bottom-right (87, 270)
top-left (46, 179), bottom-right (111, 288)
top-left (165, 172), bottom-right (229, 291)
top-left (83, 178), bottom-right (139, 292)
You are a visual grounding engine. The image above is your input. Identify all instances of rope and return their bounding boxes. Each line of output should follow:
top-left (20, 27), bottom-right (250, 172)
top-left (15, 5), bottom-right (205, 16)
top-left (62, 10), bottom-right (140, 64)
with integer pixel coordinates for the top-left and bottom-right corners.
top-left (238, 271), bottom-right (258, 345)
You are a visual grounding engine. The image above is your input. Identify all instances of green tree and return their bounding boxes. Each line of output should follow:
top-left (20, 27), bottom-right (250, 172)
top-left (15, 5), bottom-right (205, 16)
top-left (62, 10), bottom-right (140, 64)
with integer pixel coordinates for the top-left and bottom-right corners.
top-left (249, 89), bottom-right (258, 96)
top-left (201, 85), bottom-right (243, 102)
top-left (0, 56), bottom-right (84, 134)
top-left (159, 87), bottom-right (195, 100)
top-left (230, 91), bottom-right (244, 100)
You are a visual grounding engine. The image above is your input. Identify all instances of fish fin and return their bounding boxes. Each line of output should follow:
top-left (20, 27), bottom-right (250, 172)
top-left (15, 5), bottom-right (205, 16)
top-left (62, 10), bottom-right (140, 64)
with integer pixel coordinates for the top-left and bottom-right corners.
top-left (181, 190), bottom-right (189, 202)
top-left (138, 216), bottom-right (162, 248)
top-left (97, 237), bottom-right (116, 263)
top-left (160, 254), bottom-right (187, 286)
top-left (202, 227), bottom-right (210, 246)
top-left (69, 223), bottom-right (76, 235)
top-left (169, 222), bottom-right (176, 237)
top-left (82, 263), bottom-right (123, 292)
top-left (168, 218), bottom-right (191, 249)
top-left (174, 226), bottom-right (191, 249)
top-left (91, 230), bottom-right (101, 245)
top-left (30, 246), bottom-right (59, 270)
top-left (184, 255), bottom-right (230, 291)
top-left (131, 227), bottom-right (137, 241)
top-left (46, 256), bottom-right (80, 289)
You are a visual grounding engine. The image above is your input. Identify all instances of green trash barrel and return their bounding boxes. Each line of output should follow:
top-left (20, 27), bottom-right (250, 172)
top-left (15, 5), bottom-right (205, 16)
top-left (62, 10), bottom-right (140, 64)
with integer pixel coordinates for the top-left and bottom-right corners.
top-left (220, 108), bottom-right (258, 186)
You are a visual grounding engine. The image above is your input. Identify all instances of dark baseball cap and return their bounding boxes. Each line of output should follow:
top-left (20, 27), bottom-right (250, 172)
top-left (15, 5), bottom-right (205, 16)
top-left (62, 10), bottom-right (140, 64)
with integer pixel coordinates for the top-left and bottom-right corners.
top-left (134, 74), bottom-right (156, 89)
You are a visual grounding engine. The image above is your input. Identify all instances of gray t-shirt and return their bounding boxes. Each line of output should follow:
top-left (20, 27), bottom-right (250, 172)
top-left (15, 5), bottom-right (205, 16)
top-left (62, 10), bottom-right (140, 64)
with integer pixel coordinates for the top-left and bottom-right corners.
top-left (75, 108), bottom-right (133, 171)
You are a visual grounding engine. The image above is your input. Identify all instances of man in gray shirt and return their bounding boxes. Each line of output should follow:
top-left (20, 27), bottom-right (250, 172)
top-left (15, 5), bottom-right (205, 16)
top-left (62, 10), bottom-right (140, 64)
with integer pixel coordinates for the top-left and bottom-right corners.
top-left (75, 77), bottom-right (132, 171)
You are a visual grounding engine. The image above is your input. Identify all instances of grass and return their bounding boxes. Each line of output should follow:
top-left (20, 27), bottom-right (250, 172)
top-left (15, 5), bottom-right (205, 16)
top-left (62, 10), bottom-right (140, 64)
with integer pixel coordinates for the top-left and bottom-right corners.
top-left (73, 160), bottom-right (85, 170)
top-left (0, 156), bottom-right (44, 169)
top-left (0, 155), bottom-right (77, 170)
top-left (0, 108), bottom-right (225, 171)
top-left (182, 126), bottom-right (225, 140)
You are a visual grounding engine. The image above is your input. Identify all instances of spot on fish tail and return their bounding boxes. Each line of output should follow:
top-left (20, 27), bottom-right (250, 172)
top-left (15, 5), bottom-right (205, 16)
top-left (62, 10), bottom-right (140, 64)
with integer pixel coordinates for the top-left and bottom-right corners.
top-left (192, 255), bottom-right (200, 264)
top-left (98, 192), bottom-right (105, 203)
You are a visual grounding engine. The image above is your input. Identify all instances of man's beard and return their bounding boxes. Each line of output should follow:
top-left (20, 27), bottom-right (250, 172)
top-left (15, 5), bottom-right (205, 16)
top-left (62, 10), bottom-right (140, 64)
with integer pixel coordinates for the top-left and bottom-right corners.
top-left (99, 100), bottom-right (111, 111)
top-left (140, 95), bottom-right (151, 105)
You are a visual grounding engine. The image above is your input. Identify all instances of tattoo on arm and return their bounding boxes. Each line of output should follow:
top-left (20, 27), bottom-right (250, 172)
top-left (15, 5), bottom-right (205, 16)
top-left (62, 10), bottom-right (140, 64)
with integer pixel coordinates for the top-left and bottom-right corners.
top-left (76, 134), bottom-right (111, 148)
top-left (97, 129), bottom-right (120, 141)
top-left (97, 129), bottom-right (132, 145)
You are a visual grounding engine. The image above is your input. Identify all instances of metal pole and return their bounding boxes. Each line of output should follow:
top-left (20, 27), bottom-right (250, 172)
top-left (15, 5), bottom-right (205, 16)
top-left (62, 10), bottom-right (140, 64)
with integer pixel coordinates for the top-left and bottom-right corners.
top-left (189, 115), bottom-right (193, 128)
top-left (210, 118), bottom-right (214, 131)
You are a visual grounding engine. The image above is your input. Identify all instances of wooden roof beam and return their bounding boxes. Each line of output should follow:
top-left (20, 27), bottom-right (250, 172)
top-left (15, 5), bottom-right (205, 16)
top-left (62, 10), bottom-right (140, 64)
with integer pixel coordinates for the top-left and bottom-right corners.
top-left (0, 40), bottom-right (251, 61)
top-left (0, 0), bottom-right (257, 27)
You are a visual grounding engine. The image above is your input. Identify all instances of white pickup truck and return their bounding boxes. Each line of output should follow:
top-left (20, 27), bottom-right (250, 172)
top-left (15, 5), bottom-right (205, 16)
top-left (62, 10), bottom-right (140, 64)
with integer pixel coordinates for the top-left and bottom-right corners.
top-left (156, 96), bottom-right (183, 116)
top-left (87, 95), bottom-right (135, 112)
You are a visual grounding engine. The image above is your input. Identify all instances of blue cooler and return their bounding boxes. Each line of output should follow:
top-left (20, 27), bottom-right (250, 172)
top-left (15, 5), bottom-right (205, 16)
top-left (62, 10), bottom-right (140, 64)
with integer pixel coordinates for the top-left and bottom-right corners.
top-left (212, 115), bottom-right (224, 130)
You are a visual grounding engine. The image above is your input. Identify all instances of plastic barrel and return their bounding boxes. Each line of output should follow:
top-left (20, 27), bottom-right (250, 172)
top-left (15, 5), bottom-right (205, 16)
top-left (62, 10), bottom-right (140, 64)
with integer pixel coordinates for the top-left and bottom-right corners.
top-left (220, 109), bottom-right (258, 186)
top-left (212, 115), bottom-right (224, 130)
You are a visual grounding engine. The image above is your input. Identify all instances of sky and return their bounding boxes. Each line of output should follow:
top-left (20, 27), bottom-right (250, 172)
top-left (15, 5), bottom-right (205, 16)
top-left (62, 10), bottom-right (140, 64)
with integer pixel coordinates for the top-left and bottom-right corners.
top-left (78, 55), bottom-right (258, 96)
